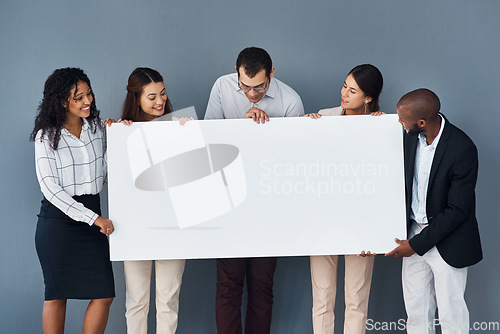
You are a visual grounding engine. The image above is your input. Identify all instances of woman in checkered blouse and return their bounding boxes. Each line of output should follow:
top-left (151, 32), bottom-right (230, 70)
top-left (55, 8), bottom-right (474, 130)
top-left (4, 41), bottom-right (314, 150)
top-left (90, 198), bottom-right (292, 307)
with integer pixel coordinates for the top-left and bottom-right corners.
top-left (31, 67), bottom-right (115, 334)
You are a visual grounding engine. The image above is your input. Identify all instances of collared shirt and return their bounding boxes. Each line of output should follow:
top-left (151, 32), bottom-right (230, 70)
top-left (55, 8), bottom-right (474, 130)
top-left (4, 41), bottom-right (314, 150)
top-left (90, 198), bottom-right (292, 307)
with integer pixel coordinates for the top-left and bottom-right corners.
top-left (35, 119), bottom-right (106, 225)
top-left (204, 73), bottom-right (304, 120)
top-left (410, 115), bottom-right (445, 225)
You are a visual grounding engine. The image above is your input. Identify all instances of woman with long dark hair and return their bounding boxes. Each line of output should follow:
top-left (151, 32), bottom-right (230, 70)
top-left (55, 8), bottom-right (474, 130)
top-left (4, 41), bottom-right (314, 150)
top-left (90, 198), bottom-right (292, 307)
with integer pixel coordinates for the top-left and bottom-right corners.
top-left (121, 67), bottom-right (189, 334)
top-left (305, 64), bottom-right (384, 334)
top-left (31, 67), bottom-right (115, 334)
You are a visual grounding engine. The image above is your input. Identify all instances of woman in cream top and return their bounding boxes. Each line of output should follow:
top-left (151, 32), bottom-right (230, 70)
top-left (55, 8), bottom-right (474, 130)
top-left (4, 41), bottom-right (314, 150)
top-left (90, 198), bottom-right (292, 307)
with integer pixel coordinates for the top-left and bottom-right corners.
top-left (305, 64), bottom-right (384, 334)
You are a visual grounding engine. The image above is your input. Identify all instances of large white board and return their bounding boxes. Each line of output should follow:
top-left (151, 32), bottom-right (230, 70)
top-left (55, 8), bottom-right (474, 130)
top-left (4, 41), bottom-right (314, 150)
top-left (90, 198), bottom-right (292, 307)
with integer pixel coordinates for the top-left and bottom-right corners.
top-left (107, 115), bottom-right (406, 260)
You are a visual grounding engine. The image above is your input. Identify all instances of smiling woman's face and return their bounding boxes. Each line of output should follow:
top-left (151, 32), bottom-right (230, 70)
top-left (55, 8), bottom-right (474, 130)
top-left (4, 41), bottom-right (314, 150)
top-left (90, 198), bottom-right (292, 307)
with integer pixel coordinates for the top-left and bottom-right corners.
top-left (65, 81), bottom-right (93, 121)
top-left (139, 81), bottom-right (167, 119)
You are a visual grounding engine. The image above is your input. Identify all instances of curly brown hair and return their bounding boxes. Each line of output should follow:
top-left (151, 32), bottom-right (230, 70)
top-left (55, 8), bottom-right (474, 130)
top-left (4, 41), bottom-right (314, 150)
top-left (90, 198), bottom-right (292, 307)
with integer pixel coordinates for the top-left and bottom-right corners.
top-left (30, 67), bottom-right (102, 149)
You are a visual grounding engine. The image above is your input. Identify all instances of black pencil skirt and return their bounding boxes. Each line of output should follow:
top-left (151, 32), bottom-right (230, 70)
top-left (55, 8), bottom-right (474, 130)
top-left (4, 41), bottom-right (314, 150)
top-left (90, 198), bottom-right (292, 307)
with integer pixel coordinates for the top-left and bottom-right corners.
top-left (35, 194), bottom-right (115, 300)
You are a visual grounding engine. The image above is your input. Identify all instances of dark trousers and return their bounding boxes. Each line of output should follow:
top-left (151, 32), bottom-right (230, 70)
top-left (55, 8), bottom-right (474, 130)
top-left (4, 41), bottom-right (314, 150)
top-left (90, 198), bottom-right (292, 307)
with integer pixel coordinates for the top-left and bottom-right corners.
top-left (216, 257), bottom-right (278, 334)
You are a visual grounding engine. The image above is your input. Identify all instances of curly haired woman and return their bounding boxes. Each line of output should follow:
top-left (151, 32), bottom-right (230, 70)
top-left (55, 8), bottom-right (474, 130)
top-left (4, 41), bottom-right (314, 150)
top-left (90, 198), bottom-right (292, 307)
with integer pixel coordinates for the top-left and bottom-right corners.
top-left (31, 67), bottom-right (115, 334)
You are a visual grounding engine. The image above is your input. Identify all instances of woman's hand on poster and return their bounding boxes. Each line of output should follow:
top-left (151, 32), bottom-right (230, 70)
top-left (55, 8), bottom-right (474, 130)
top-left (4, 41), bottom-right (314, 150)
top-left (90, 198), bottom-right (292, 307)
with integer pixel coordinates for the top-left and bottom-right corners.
top-left (178, 117), bottom-right (194, 126)
top-left (304, 113), bottom-right (322, 119)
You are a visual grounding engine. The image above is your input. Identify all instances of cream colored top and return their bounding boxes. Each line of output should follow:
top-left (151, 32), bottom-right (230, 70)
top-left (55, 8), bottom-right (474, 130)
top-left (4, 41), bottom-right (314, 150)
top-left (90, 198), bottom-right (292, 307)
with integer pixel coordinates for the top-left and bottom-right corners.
top-left (318, 106), bottom-right (343, 116)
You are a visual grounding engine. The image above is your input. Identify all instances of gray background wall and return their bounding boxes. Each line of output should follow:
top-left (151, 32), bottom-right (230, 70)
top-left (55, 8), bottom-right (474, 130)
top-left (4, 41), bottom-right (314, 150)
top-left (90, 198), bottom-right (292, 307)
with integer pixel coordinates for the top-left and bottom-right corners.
top-left (1, 0), bottom-right (498, 333)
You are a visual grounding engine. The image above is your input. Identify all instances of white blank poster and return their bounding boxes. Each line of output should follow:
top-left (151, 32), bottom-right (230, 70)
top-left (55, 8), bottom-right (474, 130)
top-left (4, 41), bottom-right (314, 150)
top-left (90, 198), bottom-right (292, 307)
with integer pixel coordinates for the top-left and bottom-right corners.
top-left (107, 115), bottom-right (406, 261)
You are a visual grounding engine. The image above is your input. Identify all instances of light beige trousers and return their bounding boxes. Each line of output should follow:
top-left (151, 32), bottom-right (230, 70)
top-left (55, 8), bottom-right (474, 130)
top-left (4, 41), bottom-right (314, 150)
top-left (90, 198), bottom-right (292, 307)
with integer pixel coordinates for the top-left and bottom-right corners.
top-left (124, 259), bottom-right (186, 334)
top-left (310, 255), bottom-right (374, 334)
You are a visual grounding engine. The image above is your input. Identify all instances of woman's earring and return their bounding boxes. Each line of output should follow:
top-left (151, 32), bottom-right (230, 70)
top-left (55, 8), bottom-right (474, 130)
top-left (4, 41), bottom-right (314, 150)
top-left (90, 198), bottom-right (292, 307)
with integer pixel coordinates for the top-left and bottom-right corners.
top-left (364, 103), bottom-right (368, 114)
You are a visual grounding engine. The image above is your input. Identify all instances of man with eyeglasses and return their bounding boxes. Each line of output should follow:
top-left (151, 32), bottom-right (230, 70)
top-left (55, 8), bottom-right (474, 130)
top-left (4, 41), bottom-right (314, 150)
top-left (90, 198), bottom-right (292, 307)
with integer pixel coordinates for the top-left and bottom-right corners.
top-left (204, 47), bottom-right (304, 334)
top-left (205, 46), bottom-right (304, 123)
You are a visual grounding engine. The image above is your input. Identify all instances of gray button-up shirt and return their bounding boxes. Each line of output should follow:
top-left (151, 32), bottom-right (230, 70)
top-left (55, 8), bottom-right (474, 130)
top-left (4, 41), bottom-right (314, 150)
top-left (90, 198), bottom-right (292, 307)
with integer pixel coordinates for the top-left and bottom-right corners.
top-left (204, 73), bottom-right (304, 120)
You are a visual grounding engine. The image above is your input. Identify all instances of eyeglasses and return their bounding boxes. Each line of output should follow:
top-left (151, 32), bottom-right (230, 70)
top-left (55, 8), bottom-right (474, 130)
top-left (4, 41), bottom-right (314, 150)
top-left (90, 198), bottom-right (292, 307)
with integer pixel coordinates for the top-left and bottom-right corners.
top-left (238, 79), bottom-right (269, 92)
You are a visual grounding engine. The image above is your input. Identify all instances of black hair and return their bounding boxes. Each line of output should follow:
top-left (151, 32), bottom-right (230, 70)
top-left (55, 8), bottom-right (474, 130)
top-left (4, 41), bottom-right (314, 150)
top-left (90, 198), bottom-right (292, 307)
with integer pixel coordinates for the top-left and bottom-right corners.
top-left (349, 64), bottom-right (384, 112)
top-left (236, 47), bottom-right (273, 79)
top-left (398, 88), bottom-right (441, 120)
top-left (30, 67), bottom-right (101, 149)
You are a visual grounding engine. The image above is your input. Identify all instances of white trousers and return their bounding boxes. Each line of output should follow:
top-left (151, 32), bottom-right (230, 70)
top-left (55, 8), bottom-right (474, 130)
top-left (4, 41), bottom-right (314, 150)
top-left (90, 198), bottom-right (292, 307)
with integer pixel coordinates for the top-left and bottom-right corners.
top-left (402, 222), bottom-right (469, 334)
top-left (310, 255), bottom-right (375, 334)
top-left (124, 259), bottom-right (186, 334)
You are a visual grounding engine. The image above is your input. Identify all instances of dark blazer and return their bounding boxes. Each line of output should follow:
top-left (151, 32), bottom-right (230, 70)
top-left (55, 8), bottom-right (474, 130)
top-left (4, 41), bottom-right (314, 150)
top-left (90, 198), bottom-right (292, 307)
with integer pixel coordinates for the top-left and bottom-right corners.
top-left (404, 114), bottom-right (482, 268)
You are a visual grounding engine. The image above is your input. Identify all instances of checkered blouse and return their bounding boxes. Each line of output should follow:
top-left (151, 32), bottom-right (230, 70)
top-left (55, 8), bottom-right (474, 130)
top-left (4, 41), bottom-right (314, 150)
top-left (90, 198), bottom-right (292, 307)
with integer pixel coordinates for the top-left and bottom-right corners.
top-left (34, 119), bottom-right (106, 225)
